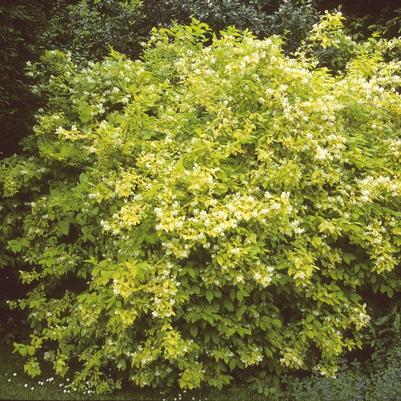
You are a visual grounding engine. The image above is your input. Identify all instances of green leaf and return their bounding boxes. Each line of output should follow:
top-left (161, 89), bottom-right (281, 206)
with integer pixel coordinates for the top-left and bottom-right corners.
top-left (343, 253), bottom-right (356, 264)
top-left (205, 290), bottom-right (214, 303)
top-left (189, 325), bottom-right (198, 337)
top-left (59, 221), bottom-right (70, 236)
top-left (223, 298), bottom-right (234, 312)
top-left (24, 360), bottom-right (41, 377)
top-left (78, 100), bottom-right (92, 123)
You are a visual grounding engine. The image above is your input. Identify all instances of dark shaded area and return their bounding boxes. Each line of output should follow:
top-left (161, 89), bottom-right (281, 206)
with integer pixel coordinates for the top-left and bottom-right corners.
top-left (0, 1), bottom-right (53, 157)
top-left (318, 0), bottom-right (401, 39)
top-left (37, 0), bottom-right (147, 63)
top-left (317, 0), bottom-right (397, 16)
top-left (0, 265), bottom-right (29, 344)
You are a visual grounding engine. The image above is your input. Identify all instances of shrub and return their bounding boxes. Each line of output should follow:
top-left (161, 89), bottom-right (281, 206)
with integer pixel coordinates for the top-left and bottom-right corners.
top-left (2, 16), bottom-right (401, 394)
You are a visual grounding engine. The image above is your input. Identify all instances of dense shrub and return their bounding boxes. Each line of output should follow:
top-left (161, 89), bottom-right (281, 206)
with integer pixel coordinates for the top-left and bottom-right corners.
top-left (2, 16), bottom-right (401, 394)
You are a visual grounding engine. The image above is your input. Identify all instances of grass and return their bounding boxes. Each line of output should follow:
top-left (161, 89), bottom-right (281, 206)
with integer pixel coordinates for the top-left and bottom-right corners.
top-left (0, 341), bottom-right (271, 401)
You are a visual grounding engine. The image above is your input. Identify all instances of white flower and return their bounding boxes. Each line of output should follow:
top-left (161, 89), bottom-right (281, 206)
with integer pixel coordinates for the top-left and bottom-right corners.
top-left (231, 247), bottom-right (240, 255)
top-left (315, 146), bottom-right (332, 161)
top-left (360, 189), bottom-right (370, 202)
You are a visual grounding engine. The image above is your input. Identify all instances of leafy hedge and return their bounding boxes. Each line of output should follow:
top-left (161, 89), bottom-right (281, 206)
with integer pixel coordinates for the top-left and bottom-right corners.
top-left (2, 15), bottom-right (401, 394)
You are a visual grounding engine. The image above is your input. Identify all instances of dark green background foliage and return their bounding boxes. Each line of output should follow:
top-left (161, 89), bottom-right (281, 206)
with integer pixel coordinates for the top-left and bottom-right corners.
top-left (38, 0), bottom-right (147, 63)
top-left (0, 1), bottom-right (52, 157)
top-left (144, 0), bottom-right (317, 47)
top-left (41, 0), bottom-right (319, 61)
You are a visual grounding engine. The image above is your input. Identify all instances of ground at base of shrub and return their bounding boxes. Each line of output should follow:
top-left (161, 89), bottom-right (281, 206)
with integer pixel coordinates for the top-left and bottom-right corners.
top-left (3, 339), bottom-right (401, 401)
top-left (0, 342), bottom-right (269, 401)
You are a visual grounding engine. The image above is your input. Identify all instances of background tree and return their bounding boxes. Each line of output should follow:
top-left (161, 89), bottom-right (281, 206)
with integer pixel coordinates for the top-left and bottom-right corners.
top-left (0, 1), bottom-right (54, 158)
top-left (37, 0), bottom-right (147, 64)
